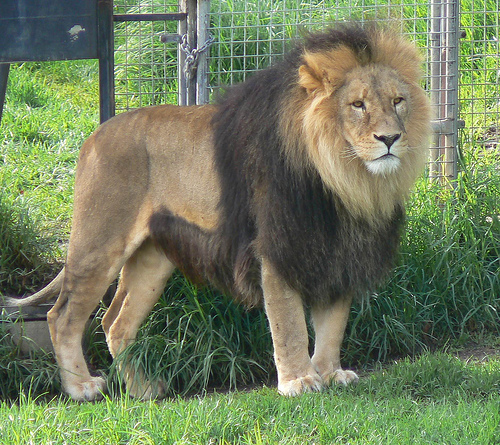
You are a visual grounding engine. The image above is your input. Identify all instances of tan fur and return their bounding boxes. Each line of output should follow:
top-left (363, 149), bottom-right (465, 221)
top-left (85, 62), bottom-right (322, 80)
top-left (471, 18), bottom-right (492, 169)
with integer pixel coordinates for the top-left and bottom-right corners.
top-left (7, 28), bottom-right (430, 401)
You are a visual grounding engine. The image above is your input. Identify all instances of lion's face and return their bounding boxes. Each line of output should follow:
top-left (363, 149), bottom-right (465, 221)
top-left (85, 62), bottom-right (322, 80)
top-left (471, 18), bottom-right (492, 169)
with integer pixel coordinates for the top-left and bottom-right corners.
top-left (337, 66), bottom-right (412, 176)
top-left (292, 36), bottom-right (431, 221)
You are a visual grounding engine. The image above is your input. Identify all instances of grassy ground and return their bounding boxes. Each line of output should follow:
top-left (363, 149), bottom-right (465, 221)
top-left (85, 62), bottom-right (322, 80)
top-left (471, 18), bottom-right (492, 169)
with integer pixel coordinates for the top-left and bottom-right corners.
top-left (0, 60), bottom-right (99, 293)
top-left (1, 36), bottom-right (500, 382)
top-left (0, 352), bottom-right (499, 444)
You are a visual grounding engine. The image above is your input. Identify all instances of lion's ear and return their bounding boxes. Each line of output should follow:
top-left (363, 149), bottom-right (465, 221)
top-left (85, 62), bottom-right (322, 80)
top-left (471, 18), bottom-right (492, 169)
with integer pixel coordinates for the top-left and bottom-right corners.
top-left (298, 64), bottom-right (325, 95)
top-left (299, 48), bottom-right (360, 96)
top-left (298, 54), bottom-right (335, 96)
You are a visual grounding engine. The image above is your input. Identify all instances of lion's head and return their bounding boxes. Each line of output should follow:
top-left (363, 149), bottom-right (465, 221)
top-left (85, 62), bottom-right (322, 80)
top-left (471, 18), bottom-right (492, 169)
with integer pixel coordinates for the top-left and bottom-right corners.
top-left (281, 25), bottom-right (431, 223)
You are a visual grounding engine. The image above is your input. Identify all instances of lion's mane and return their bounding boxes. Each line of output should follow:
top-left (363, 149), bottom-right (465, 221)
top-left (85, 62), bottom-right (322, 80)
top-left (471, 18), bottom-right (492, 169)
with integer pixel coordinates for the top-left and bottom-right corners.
top-left (150, 24), bottom-right (430, 307)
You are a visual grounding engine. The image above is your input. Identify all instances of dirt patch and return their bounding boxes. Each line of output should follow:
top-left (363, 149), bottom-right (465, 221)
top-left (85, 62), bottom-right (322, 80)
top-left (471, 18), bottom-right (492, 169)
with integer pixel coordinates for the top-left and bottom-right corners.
top-left (455, 344), bottom-right (500, 363)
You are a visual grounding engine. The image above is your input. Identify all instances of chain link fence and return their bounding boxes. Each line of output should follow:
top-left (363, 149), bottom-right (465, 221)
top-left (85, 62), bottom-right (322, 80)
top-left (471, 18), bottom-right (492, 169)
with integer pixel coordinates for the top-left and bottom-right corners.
top-left (112, 0), bottom-right (500, 181)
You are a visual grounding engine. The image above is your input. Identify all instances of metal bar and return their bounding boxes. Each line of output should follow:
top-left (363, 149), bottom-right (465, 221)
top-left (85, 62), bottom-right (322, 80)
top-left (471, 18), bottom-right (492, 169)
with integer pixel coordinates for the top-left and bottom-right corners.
top-left (0, 63), bottom-right (10, 125)
top-left (431, 118), bottom-right (465, 134)
top-left (196, 0), bottom-right (211, 104)
top-left (444, 0), bottom-right (461, 181)
top-left (429, 0), bottom-right (443, 180)
top-left (160, 34), bottom-right (182, 44)
top-left (98, 0), bottom-right (115, 123)
top-left (178, 0), bottom-right (188, 106)
top-left (113, 13), bottom-right (187, 22)
top-left (186, 0), bottom-right (197, 106)
top-left (429, 0), bottom-right (461, 183)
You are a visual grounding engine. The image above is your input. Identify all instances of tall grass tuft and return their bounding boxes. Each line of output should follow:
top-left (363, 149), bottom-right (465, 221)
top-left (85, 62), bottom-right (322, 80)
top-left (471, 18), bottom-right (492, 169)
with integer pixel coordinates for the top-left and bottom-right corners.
top-left (106, 273), bottom-right (272, 397)
top-left (0, 197), bottom-right (59, 295)
top-left (346, 148), bottom-right (499, 364)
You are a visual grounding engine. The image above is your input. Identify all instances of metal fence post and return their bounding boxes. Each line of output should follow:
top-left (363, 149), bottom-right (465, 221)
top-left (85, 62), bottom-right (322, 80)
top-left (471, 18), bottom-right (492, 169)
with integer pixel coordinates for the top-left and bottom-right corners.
top-left (444, 0), bottom-right (462, 181)
top-left (429, 0), bottom-right (462, 182)
top-left (196, 0), bottom-right (211, 104)
top-left (97, 0), bottom-right (115, 123)
top-left (178, 0), bottom-right (198, 106)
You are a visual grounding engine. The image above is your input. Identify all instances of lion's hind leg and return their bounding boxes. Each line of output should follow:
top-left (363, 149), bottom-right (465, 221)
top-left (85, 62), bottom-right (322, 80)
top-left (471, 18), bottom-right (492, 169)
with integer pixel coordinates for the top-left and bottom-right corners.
top-left (47, 261), bottom-right (125, 401)
top-left (310, 296), bottom-right (359, 387)
top-left (102, 239), bottom-right (175, 399)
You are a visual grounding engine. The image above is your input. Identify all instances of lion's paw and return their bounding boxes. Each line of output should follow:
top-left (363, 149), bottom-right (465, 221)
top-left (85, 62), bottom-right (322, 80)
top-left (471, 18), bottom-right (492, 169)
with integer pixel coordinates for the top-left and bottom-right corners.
top-left (124, 368), bottom-right (165, 400)
top-left (327, 369), bottom-right (359, 386)
top-left (278, 374), bottom-right (323, 397)
top-left (65, 376), bottom-right (107, 402)
top-left (127, 379), bottom-right (165, 400)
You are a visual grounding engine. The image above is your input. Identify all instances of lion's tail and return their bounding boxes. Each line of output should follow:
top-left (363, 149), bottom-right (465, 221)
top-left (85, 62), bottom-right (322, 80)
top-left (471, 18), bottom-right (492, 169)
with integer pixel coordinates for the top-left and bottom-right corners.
top-left (2, 268), bottom-right (64, 307)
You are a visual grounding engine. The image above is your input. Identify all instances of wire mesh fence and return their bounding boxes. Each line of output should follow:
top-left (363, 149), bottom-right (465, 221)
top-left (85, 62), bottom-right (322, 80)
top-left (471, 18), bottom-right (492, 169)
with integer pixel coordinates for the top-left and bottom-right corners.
top-left (459, 0), bottom-right (500, 155)
top-left (208, 1), bottom-right (430, 86)
top-left (113, 1), bottom-right (181, 110)
top-left (112, 0), bottom-right (500, 181)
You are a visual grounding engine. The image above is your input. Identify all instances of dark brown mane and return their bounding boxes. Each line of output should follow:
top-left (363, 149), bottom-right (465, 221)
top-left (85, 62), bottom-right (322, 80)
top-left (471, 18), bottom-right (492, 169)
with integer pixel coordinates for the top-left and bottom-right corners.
top-left (150, 24), bottom-right (426, 306)
top-left (209, 26), bottom-right (406, 304)
top-left (300, 23), bottom-right (373, 58)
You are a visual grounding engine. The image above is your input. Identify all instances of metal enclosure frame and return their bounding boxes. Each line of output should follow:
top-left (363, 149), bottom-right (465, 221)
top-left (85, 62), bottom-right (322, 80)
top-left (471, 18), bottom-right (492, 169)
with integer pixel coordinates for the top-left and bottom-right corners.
top-left (429, 0), bottom-right (463, 181)
top-left (0, 0), bottom-right (115, 124)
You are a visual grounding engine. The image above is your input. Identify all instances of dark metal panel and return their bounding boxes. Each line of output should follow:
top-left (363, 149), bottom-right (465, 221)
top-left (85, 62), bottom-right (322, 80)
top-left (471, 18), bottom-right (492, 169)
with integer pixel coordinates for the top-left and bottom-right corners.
top-left (0, 0), bottom-right (94, 19)
top-left (0, 0), bottom-right (98, 62)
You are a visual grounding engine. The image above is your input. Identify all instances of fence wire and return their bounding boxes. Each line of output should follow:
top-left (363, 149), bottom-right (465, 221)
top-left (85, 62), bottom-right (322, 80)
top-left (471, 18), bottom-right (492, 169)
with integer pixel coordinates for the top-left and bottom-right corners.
top-left (459, 0), bottom-right (500, 155)
top-left (113, 1), bottom-right (181, 110)
top-left (208, 0), bottom-right (430, 86)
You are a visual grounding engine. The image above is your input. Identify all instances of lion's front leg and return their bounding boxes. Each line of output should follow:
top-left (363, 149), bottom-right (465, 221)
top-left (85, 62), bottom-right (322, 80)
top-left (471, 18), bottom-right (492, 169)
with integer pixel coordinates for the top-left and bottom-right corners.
top-left (311, 295), bottom-right (359, 386)
top-left (261, 259), bottom-right (322, 396)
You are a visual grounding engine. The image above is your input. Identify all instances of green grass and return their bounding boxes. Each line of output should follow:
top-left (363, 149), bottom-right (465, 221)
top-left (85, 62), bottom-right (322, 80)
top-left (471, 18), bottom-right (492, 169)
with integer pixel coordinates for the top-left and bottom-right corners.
top-left (344, 152), bottom-right (500, 364)
top-left (0, 60), bottom-right (99, 294)
top-left (0, 353), bottom-right (499, 444)
top-left (108, 278), bottom-right (271, 396)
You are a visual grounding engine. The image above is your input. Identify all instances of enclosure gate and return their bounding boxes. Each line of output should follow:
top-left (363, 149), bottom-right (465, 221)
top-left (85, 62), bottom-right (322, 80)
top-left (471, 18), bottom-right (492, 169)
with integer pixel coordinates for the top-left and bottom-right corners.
top-left (114, 0), bottom-right (211, 106)
top-left (113, 0), bottom-right (212, 109)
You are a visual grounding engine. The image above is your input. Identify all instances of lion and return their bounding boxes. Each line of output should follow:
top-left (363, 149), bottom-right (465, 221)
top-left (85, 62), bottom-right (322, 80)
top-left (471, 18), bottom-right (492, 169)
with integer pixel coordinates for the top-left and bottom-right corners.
top-left (7, 23), bottom-right (431, 401)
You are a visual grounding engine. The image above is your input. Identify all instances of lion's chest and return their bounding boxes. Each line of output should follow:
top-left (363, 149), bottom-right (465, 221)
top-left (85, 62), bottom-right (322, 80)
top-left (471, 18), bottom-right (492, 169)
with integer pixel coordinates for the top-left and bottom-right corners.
top-left (256, 186), bottom-right (405, 304)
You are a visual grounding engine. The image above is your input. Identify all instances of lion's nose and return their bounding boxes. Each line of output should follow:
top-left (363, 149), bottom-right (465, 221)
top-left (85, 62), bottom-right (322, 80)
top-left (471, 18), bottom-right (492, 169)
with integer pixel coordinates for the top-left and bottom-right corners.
top-left (374, 133), bottom-right (401, 149)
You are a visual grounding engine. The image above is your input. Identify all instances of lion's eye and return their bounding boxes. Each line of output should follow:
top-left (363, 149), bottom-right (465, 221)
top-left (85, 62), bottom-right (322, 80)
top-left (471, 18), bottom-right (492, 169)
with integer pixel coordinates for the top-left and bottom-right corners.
top-left (352, 100), bottom-right (364, 109)
top-left (393, 97), bottom-right (404, 105)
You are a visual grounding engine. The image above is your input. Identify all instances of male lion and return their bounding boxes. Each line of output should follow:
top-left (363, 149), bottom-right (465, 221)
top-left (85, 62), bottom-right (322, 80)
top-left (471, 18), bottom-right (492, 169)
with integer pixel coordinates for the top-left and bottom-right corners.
top-left (8, 24), bottom-right (430, 401)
